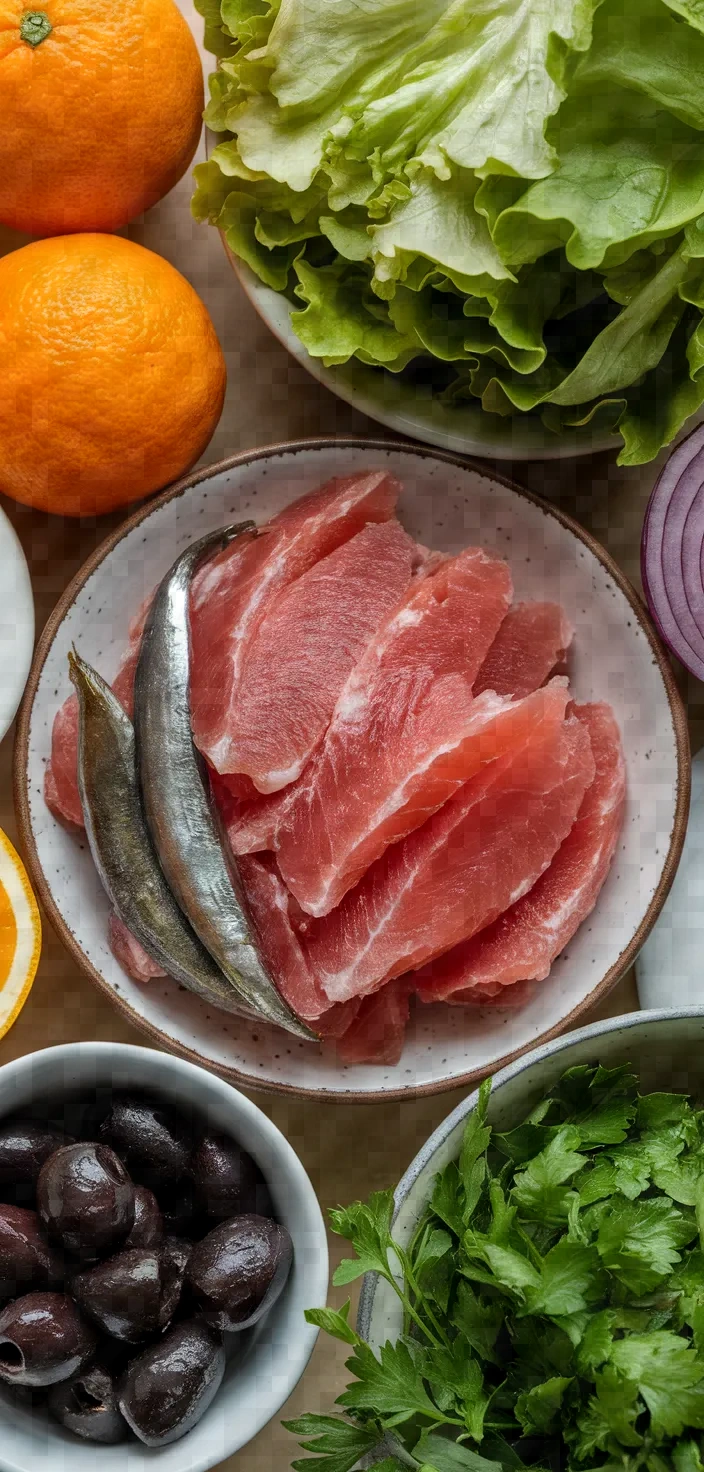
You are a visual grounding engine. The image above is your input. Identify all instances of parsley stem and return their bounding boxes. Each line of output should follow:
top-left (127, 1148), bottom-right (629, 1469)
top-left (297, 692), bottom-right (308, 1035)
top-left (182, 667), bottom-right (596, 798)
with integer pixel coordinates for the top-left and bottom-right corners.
top-left (397, 1250), bottom-right (453, 1349)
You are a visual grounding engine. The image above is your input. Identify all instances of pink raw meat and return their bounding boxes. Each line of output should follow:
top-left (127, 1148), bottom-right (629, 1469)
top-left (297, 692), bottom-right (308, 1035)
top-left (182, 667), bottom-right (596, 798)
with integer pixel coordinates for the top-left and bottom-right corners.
top-left (238, 853), bottom-right (360, 1036)
top-left (444, 979), bottom-right (537, 1009)
top-left (189, 470), bottom-right (401, 775)
top-left (335, 980), bottom-right (412, 1066)
top-left (228, 519), bottom-right (420, 793)
top-left (473, 602), bottom-right (573, 698)
top-left (305, 691), bottom-right (594, 1005)
top-left (269, 548), bottom-right (513, 914)
top-left (415, 701), bottom-right (625, 1003)
top-left (44, 598), bottom-right (152, 830)
top-left (109, 913), bottom-right (167, 982)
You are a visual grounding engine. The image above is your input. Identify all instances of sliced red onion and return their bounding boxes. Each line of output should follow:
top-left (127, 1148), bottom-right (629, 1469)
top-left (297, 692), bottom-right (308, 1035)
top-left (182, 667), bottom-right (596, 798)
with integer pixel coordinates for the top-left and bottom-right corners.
top-left (641, 421), bottom-right (704, 680)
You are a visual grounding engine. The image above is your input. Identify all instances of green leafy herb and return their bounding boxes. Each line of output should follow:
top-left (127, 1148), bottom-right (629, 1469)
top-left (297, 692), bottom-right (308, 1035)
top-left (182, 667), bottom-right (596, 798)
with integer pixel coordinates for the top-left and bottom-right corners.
top-left (289, 1064), bottom-right (704, 1472)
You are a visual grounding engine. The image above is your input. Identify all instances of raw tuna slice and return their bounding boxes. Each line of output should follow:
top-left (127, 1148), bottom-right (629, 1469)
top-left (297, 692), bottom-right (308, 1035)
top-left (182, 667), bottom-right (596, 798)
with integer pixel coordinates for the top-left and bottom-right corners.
top-left (274, 547), bottom-right (514, 915)
top-left (415, 702), bottom-right (625, 1003)
top-left (228, 519), bottom-right (420, 793)
top-left (190, 470), bottom-right (401, 775)
top-left (109, 913), bottom-right (167, 982)
top-left (306, 696), bottom-right (594, 1005)
top-left (336, 980), bottom-right (411, 1066)
top-left (238, 853), bottom-right (360, 1036)
top-left (444, 979), bottom-right (537, 1009)
top-left (473, 602), bottom-right (573, 698)
top-left (44, 597), bottom-right (152, 830)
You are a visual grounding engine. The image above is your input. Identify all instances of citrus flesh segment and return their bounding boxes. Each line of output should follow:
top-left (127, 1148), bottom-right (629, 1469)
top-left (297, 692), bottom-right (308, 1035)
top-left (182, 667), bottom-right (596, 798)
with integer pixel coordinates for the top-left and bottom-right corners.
top-left (305, 692), bottom-right (593, 1006)
top-left (0, 830), bottom-right (41, 1038)
top-left (415, 702), bottom-right (625, 1003)
top-left (273, 547), bottom-right (513, 917)
top-left (189, 471), bottom-right (401, 778)
top-left (473, 601), bottom-right (573, 698)
top-left (223, 519), bottom-right (420, 794)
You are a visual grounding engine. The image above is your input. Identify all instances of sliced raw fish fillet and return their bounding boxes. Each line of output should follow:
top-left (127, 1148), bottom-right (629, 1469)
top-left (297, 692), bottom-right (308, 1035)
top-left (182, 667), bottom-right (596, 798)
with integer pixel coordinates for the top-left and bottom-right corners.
top-left (415, 702), bottom-right (625, 1002)
top-left (473, 602), bottom-right (573, 698)
top-left (238, 853), bottom-right (360, 1035)
top-left (229, 520), bottom-right (420, 793)
top-left (109, 913), bottom-right (167, 982)
top-left (335, 980), bottom-right (411, 1066)
top-left (190, 470), bottom-right (401, 775)
top-left (44, 598), bottom-right (151, 830)
top-left (274, 548), bottom-right (514, 915)
top-left (444, 979), bottom-right (537, 1009)
top-left (306, 698), bottom-right (594, 1005)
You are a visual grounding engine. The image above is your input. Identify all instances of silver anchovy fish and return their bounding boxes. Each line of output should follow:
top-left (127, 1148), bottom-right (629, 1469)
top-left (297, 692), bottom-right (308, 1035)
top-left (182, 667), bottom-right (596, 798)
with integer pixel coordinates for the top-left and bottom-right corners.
top-left (70, 650), bottom-right (260, 1020)
top-left (133, 523), bottom-right (316, 1041)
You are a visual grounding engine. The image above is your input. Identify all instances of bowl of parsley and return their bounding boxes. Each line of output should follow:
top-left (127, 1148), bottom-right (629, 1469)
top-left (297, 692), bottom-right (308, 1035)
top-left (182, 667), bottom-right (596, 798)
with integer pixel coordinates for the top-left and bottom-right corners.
top-left (287, 1007), bottom-right (704, 1472)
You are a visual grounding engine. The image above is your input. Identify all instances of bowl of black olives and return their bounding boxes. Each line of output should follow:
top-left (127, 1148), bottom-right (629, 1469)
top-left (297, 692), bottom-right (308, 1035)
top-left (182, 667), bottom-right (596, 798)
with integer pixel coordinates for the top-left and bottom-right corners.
top-left (0, 1043), bottom-right (327, 1470)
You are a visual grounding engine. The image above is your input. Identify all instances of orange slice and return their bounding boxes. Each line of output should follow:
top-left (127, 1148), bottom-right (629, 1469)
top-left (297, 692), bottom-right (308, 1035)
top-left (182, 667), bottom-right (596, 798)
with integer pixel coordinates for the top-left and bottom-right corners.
top-left (0, 829), bottom-right (41, 1037)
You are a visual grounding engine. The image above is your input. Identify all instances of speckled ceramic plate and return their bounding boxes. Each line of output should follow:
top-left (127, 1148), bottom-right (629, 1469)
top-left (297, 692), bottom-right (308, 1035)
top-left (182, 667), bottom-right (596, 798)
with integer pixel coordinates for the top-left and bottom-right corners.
top-left (0, 504), bottom-right (33, 742)
top-left (13, 439), bottom-right (689, 1100)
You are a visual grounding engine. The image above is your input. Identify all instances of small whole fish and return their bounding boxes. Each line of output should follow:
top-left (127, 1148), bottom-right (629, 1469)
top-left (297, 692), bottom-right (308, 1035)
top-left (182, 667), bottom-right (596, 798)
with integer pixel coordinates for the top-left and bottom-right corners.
top-left (133, 524), bottom-right (316, 1042)
top-left (69, 651), bottom-right (259, 1020)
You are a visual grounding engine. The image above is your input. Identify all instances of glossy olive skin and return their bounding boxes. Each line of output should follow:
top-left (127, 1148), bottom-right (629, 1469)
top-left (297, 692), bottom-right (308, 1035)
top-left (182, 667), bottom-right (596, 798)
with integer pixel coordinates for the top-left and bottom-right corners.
top-left (189, 1133), bottom-right (273, 1221)
top-left (118, 1318), bottom-right (225, 1446)
top-left (0, 1205), bottom-right (64, 1302)
top-left (48, 1363), bottom-right (127, 1443)
top-left (187, 1214), bottom-right (293, 1332)
top-left (124, 1187), bottom-right (163, 1249)
top-left (0, 1291), bottom-right (97, 1387)
top-left (0, 1122), bottom-right (70, 1188)
top-left (37, 1143), bottom-right (135, 1260)
top-left (100, 1096), bottom-right (191, 1187)
top-left (72, 1240), bottom-right (188, 1343)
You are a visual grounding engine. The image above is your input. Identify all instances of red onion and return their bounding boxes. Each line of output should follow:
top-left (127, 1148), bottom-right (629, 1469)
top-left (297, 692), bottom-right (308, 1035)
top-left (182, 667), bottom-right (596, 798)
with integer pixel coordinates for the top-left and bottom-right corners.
top-left (641, 421), bottom-right (704, 679)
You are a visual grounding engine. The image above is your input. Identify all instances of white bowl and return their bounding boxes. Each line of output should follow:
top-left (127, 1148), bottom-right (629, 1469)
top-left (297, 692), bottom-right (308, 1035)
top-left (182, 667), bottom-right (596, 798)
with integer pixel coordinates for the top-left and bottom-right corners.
top-left (14, 438), bottom-right (689, 1100)
top-left (0, 504), bottom-right (33, 741)
top-left (358, 1007), bottom-right (704, 1347)
top-left (0, 1042), bottom-right (327, 1472)
top-left (229, 254), bottom-right (620, 462)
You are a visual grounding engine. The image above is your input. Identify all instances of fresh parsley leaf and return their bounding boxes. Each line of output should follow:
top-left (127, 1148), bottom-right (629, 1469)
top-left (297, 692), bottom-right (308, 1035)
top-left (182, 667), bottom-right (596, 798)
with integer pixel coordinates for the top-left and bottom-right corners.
top-left (511, 1128), bottom-right (586, 1223)
top-left (284, 1414), bottom-right (381, 1472)
top-left (493, 1122), bottom-right (560, 1166)
top-left (452, 1281), bottom-right (504, 1364)
top-left (331, 1192), bottom-right (396, 1286)
top-left (431, 1163), bottom-right (466, 1239)
top-left (413, 1226), bottom-right (454, 1289)
top-left (673, 1439), bottom-right (704, 1472)
top-left (460, 1080), bottom-right (492, 1226)
top-left (609, 1331), bottom-right (704, 1438)
top-left (522, 1241), bottom-right (605, 1318)
top-left (568, 1365), bottom-right (643, 1458)
top-left (596, 1196), bottom-right (698, 1295)
top-left (425, 1337), bottom-right (491, 1440)
top-left (576, 1310), bottom-right (617, 1375)
top-left (652, 1148), bottom-right (704, 1207)
top-left (488, 1181), bottom-right (517, 1245)
top-left (305, 1300), bottom-right (361, 1346)
top-left (473, 1242), bottom-right (541, 1300)
top-left (515, 1377), bottom-right (572, 1434)
top-left (637, 1093), bottom-right (692, 1131)
top-left (337, 1338), bottom-right (442, 1427)
top-left (413, 1431), bottom-right (504, 1472)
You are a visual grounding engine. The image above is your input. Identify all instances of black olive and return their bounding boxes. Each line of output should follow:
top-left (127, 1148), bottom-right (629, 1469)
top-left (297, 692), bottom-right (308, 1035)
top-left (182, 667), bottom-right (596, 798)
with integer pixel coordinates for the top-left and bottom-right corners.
top-left (0, 1291), bottom-right (97, 1387)
top-left (189, 1132), bottom-right (273, 1221)
top-left (72, 1240), bottom-right (188, 1342)
top-left (100, 1095), bottom-right (191, 1187)
top-left (118, 1318), bottom-right (225, 1446)
top-left (37, 1143), bottom-right (135, 1260)
top-left (186, 1214), bottom-right (293, 1332)
top-left (124, 1186), bottom-right (163, 1248)
top-left (0, 1204), bottom-right (64, 1301)
top-left (48, 1363), bottom-right (127, 1443)
top-left (0, 1121), bottom-right (71, 1188)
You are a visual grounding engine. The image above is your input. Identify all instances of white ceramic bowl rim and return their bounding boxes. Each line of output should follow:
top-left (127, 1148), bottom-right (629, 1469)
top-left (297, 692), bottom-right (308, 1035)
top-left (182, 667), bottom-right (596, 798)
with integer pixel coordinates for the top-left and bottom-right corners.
top-left (0, 1041), bottom-right (328, 1472)
top-left (357, 1005), bottom-right (704, 1339)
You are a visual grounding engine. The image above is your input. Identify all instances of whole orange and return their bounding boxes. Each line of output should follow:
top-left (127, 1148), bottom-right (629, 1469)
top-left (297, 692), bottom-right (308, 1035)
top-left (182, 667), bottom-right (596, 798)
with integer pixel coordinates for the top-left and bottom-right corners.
top-left (0, 0), bottom-right (204, 236)
top-left (0, 234), bottom-right (227, 516)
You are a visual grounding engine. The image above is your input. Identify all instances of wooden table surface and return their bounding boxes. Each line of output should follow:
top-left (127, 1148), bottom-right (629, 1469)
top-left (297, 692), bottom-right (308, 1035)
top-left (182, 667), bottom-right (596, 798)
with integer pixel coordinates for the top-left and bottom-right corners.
top-left (0, 17), bottom-right (696, 1460)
